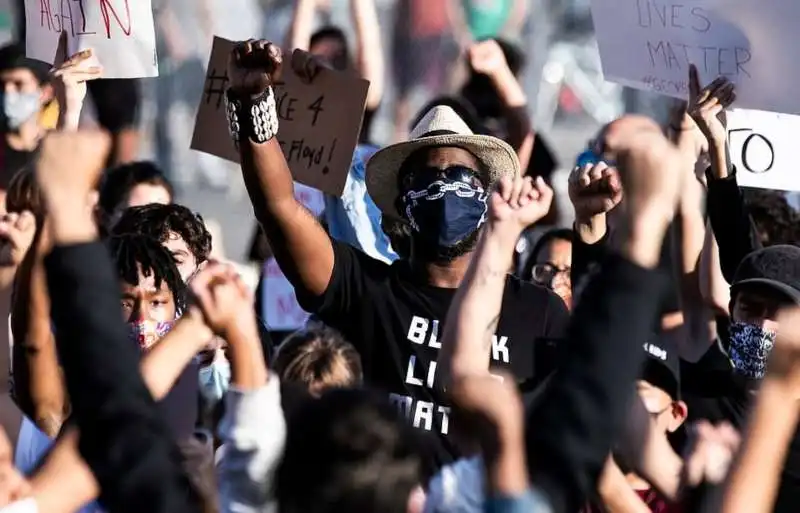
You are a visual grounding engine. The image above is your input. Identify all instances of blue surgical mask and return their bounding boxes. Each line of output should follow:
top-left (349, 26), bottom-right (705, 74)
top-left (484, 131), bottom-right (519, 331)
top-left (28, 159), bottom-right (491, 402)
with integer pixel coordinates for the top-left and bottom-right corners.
top-left (199, 357), bottom-right (231, 403)
top-left (728, 321), bottom-right (777, 380)
top-left (401, 178), bottom-right (488, 248)
top-left (1, 91), bottom-right (40, 130)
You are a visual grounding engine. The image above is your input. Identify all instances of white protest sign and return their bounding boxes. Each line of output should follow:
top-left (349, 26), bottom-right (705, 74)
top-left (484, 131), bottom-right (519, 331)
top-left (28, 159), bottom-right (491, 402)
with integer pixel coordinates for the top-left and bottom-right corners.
top-left (590, 0), bottom-right (800, 114)
top-left (262, 182), bottom-right (325, 331)
top-left (726, 109), bottom-right (800, 192)
top-left (25, 0), bottom-right (158, 78)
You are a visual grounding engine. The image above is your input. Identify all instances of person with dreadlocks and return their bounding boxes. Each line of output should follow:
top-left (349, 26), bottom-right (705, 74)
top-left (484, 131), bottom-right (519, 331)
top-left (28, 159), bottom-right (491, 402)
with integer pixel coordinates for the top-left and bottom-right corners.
top-left (107, 232), bottom-right (200, 440)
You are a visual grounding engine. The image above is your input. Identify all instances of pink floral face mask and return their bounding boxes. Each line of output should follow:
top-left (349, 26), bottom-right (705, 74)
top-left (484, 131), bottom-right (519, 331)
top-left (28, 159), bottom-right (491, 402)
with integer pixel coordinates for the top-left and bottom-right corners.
top-left (127, 320), bottom-right (175, 351)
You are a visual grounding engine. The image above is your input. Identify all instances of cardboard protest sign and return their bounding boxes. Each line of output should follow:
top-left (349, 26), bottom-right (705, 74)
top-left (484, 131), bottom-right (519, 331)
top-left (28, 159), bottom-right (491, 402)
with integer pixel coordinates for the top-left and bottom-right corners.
top-left (726, 109), bottom-right (800, 192)
top-left (25, 0), bottom-right (158, 78)
top-left (590, 0), bottom-right (800, 114)
top-left (191, 36), bottom-right (369, 197)
top-left (262, 182), bottom-right (325, 330)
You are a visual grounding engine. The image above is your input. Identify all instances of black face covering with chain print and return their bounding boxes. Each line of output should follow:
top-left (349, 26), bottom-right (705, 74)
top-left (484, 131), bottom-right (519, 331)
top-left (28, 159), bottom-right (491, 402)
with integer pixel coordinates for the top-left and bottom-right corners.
top-left (401, 177), bottom-right (488, 249)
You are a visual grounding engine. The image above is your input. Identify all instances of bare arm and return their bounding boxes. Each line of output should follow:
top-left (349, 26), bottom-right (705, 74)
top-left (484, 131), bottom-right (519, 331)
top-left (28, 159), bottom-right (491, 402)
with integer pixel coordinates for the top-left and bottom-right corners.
top-left (11, 226), bottom-right (65, 437)
top-left (351, 0), bottom-right (384, 109)
top-left (698, 220), bottom-right (730, 317)
top-left (286, 0), bottom-right (316, 51)
top-left (441, 177), bottom-right (552, 380)
top-left (441, 224), bottom-right (518, 379)
top-left (232, 45), bottom-right (335, 298)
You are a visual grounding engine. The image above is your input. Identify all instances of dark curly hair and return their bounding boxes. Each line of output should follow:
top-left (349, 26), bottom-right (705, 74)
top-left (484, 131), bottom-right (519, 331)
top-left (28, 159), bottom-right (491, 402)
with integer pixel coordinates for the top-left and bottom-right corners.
top-left (98, 161), bottom-right (173, 218)
top-left (112, 203), bottom-right (213, 264)
top-left (743, 188), bottom-right (800, 247)
top-left (107, 233), bottom-right (186, 311)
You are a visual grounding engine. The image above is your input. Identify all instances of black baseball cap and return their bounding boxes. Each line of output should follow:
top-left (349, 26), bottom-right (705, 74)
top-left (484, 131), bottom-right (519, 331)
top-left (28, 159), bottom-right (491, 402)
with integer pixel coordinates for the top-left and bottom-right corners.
top-left (731, 245), bottom-right (800, 306)
top-left (641, 338), bottom-right (681, 400)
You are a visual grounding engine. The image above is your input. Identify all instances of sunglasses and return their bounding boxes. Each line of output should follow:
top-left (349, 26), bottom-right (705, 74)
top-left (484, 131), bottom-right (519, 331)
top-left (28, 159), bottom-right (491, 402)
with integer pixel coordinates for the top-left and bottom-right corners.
top-left (399, 164), bottom-right (483, 191)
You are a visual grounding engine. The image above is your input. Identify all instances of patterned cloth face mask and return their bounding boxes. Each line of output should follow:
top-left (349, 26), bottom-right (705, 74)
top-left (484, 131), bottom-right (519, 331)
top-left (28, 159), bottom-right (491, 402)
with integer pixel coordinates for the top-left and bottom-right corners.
top-left (728, 321), bottom-right (777, 379)
top-left (401, 170), bottom-right (488, 248)
top-left (128, 320), bottom-right (175, 351)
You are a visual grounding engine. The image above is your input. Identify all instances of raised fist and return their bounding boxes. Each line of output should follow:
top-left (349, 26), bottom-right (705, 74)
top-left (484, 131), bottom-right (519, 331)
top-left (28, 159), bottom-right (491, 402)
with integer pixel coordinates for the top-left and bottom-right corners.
top-left (227, 39), bottom-right (283, 97)
top-left (568, 161), bottom-right (623, 222)
top-left (0, 211), bottom-right (36, 268)
top-left (489, 176), bottom-right (553, 233)
top-left (189, 262), bottom-right (255, 339)
top-left (468, 39), bottom-right (509, 78)
top-left (595, 115), bottom-right (684, 223)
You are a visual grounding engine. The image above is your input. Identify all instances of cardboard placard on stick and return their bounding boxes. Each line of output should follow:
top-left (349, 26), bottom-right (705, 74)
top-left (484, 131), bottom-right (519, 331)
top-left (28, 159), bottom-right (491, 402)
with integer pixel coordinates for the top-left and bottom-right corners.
top-left (191, 36), bottom-right (369, 197)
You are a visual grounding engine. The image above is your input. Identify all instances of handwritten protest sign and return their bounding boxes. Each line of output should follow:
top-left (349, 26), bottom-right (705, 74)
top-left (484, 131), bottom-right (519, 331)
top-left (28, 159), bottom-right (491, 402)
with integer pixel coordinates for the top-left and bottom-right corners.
top-left (590, 0), bottom-right (800, 114)
top-left (262, 182), bottom-right (325, 330)
top-left (726, 109), bottom-right (800, 192)
top-left (25, 0), bottom-right (158, 78)
top-left (191, 36), bottom-right (369, 197)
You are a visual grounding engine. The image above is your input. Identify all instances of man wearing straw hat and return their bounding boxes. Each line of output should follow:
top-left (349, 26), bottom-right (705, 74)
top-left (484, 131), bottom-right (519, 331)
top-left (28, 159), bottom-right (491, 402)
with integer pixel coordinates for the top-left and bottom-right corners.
top-left (223, 39), bottom-right (569, 472)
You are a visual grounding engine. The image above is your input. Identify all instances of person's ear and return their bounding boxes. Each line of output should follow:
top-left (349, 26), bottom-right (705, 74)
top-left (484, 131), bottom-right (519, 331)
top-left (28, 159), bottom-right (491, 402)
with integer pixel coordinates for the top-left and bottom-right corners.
top-left (668, 400), bottom-right (688, 432)
top-left (39, 83), bottom-right (54, 105)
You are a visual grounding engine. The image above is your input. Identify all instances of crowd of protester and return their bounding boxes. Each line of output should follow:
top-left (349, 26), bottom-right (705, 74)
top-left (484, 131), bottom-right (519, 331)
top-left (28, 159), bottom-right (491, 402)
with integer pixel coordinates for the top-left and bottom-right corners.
top-left (0, 1), bottom-right (797, 513)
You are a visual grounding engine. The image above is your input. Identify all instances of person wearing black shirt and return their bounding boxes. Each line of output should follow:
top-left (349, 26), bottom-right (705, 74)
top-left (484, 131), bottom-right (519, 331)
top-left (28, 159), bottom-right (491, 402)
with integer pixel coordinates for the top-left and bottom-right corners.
top-left (225, 40), bottom-right (569, 473)
top-left (0, 45), bottom-right (52, 198)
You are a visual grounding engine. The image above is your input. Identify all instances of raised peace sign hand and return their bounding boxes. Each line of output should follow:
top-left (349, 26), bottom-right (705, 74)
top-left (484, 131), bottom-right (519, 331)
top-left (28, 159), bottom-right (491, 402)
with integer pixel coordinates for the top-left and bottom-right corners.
top-left (488, 176), bottom-right (554, 235)
top-left (227, 40), bottom-right (283, 97)
top-left (687, 64), bottom-right (736, 149)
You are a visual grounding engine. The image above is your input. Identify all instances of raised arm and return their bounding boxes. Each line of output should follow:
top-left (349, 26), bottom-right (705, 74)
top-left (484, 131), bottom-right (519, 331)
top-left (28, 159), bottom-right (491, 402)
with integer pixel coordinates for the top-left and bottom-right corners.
top-left (286, 0), bottom-right (317, 52)
top-left (227, 41), bottom-right (334, 297)
top-left (37, 132), bottom-right (201, 513)
top-left (441, 176), bottom-right (553, 378)
top-left (351, 0), bottom-right (384, 110)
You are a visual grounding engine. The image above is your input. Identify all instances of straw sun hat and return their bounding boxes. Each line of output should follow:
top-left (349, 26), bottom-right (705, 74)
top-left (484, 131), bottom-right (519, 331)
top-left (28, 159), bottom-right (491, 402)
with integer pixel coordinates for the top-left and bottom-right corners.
top-left (365, 106), bottom-right (521, 220)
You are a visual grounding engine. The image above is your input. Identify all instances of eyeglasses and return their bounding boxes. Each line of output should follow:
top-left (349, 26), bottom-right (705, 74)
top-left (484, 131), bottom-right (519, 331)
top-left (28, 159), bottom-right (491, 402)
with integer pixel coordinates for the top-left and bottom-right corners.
top-left (531, 263), bottom-right (571, 285)
top-left (399, 165), bottom-right (483, 191)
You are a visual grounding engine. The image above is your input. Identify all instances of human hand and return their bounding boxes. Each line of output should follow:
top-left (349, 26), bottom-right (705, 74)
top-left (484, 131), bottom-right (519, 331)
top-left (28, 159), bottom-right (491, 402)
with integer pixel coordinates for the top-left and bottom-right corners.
top-left (595, 115), bottom-right (685, 226)
top-left (189, 261), bottom-right (256, 340)
top-left (682, 421), bottom-right (740, 488)
top-left (0, 426), bottom-right (30, 506)
top-left (449, 371), bottom-right (524, 456)
top-left (290, 50), bottom-right (330, 84)
top-left (36, 131), bottom-right (110, 209)
top-left (51, 49), bottom-right (102, 108)
top-left (468, 39), bottom-right (509, 78)
top-left (227, 39), bottom-right (282, 97)
top-left (488, 176), bottom-right (553, 234)
top-left (687, 65), bottom-right (735, 149)
top-left (568, 162), bottom-right (623, 223)
top-left (0, 211), bottom-right (36, 267)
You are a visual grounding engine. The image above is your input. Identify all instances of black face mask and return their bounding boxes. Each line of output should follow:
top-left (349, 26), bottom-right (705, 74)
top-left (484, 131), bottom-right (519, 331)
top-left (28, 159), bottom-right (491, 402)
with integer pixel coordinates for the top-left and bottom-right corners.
top-left (399, 165), bottom-right (488, 262)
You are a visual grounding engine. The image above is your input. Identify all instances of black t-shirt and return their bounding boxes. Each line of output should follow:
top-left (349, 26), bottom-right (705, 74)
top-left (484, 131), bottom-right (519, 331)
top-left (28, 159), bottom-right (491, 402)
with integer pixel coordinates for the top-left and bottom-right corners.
top-left (296, 240), bottom-right (569, 472)
top-left (0, 140), bottom-right (38, 186)
top-left (681, 343), bottom-right (800, 513)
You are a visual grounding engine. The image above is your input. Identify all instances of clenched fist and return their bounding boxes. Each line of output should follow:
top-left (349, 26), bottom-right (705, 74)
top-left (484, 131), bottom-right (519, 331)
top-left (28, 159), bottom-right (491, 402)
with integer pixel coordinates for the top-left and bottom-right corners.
top-left (568, 162), bottom-right (623, 223)
top-left (488, 176), bottom-right (553, 234)
top-left (227, 39), bottom-right (283, 97)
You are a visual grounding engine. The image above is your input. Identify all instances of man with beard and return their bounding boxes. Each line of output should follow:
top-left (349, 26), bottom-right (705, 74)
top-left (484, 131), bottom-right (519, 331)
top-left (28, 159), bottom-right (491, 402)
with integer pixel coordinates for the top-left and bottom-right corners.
top-left (223, 40), bottom-right (569, 473)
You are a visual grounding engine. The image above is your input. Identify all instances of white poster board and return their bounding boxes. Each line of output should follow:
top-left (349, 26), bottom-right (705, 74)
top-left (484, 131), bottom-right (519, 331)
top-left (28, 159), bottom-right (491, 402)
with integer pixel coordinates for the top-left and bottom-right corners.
top-left (590, 0), bottom-right (800, 114)
top-left (726, 109), bottom-right (800, 192)
top-left (262, 183), bottom-right (325, 331)
top-left (25, 0), bottom-right (158, 78)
